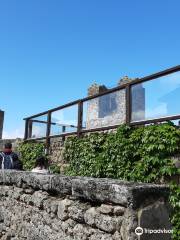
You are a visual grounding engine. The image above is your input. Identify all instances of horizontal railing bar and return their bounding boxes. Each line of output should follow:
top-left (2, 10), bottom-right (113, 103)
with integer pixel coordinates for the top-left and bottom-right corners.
top-left (24, 100), bottom-right (81, 120)
top-left (130, 114), bottom-right (180, 126)
top-left (29, 119), bottom-right (78, 128)
top-left (49, 131), bottom-right (78, 138)
top-left (24, 65), bottom-right (180, 121)
top-left (25, 131), bottom-right (79, 141)
top-left (81, 124), bottom-right (120, 133)
top-left (82, 65), bottom-right (180, 102)
top-left (24, 113), bottom-right (180, 141)
top-left (24, 137), bottom-right (47, 141)
top-left (24, 125), bottom-right (119, 141)
top-left (130, 65), bottom-right (180, 86)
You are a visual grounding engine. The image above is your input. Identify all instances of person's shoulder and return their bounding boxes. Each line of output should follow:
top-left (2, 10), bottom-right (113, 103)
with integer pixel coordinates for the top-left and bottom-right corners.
top-left (11, 152), bottom-right (19, 158)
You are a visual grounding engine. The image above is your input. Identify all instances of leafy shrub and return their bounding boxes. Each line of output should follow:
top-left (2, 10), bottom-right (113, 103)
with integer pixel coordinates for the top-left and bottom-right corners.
top-left (49, 164), bottom-right (61, 174)
top-left (64, 123), bottom-right (180, 183)
top-left (18, 124), bottom-right (180, 238)
top-left (18, 141), bottom-right (45, 170)
top-left (63, 123), bottom-right (180, 239)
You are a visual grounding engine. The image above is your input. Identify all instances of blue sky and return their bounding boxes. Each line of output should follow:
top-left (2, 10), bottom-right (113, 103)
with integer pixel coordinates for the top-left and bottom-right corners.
top-left (0, 0), bottom-right (180, 138)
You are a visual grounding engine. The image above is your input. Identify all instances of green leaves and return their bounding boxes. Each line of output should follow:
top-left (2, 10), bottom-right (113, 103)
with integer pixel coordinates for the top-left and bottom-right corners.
top-left (63, 123), bottom-right (180, 182)
top-left (18, 142), bottom-right (45, 170)
top-left (63, 123), bottom-right (180, 239)
top-left (169, 183), bottom-right (180, 240)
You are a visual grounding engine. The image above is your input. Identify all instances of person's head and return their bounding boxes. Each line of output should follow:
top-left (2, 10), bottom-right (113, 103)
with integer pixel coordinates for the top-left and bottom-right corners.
top-left (35, 156), bottom-right (48, 169)
top-left (4, 142), bottom-right (12, 153)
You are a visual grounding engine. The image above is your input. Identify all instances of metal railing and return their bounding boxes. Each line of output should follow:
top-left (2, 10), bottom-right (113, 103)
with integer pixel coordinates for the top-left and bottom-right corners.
top-left (24, 65), bottom-right (180, 151)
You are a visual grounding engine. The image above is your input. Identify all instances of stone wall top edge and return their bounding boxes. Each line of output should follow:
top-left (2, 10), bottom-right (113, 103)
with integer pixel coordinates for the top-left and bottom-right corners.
top-left (0, 170), bottom-right (169, 206)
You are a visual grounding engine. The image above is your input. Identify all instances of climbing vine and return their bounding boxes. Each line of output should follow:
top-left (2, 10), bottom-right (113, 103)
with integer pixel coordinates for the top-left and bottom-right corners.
top-left (63, 123), bottom-right (180, 239)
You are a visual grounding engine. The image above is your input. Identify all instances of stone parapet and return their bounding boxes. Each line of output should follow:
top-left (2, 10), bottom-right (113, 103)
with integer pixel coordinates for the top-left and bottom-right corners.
top-left (0, 171), bottom-right (171, 240)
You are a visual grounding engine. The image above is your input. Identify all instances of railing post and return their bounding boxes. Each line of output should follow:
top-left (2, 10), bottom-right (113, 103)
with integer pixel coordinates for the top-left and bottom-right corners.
top-left (62, 125), bottom-right (66, 141)
top-left (77, 101), bottom-right (83, 137)
top-left (24, 119), bottom-right (29, 140)
top-left (28, 120), bottom-right (33, 138)
top-left (62, 126), bottom-right (66, 133)
top-left (126, 84), bottom-right (131, 125)
top-left (46, 111), bottom-right (51, 154)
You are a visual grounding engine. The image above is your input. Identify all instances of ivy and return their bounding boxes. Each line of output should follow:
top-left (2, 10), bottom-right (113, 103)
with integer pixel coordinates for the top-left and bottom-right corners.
top-left (63, 123), bottom-right (180, 239)
top-left (64, 123), bottom-right (180, 182)
top-left (18, 141), bottom-right (45, 170)
top-left (170, 183), bottom-right (180, 240)
top-left (17, 123), bottom-right (180, 238)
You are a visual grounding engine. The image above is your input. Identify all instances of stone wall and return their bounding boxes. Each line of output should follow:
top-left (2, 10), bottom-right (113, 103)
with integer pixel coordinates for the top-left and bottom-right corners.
top-left (49, 137), bottom-right (68, 173)
top-left (86, 79), bottom-right (145, 130)
top-left (86, 84), bottom-right (126, 130)
top-left (86, 89), bottom-right (126, 129)
top-left (0, 171), bottom-right (172, 240)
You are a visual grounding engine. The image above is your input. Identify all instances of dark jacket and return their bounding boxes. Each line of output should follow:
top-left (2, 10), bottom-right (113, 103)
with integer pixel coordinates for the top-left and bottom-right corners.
top-left (0, 152), bottom-right (23, 170)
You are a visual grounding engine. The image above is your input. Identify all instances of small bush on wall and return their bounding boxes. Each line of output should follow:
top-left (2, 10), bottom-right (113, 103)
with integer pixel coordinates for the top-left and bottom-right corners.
top-left (18, 141), bottom-right (45, 170)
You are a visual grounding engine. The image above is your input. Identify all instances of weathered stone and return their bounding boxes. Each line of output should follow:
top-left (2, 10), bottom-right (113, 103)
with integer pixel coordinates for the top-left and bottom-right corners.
top-left (73, 224), bottom-right (93, 240)
top-left (89, 231), bottom-right (113, 240)
top-left (0, 171), bottom-right (169, 209)
top-left (113, 231), bottom-right (122, 240)
top-left (114, 206), bottom-right (125, 216)
top-left (84, 207), bottom-right (122, 233)
top-left (24, 188), bottom-right (34, 194)
top-left (51, 175), bottom-right (72, 195)
top-left (57, 199), bottom-right (73, 220)
top-left (0, 171), bottom-right (172, 240)
top-left (31, 191), bottom-right (49, 208)
top-left (69, 202), bottom-right (90, 223)
top-left (86, 84), bottom-right (126, 129)
top-left (120, 209), bottom-right (138, 240)
top-left (98, 204), bottom-right (114, 214)
top-left (72, 177), bottom-right (130, 206)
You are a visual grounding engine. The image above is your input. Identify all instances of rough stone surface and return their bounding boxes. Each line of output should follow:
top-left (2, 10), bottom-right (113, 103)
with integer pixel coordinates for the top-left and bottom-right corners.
top-left (98, 204), bottom-right (114, 215)
top-left (0, 170), bottom-right (172, 240)
top-left (86, 81), bottom-right (145, 129)
top-left (86, 88), bottom-right (126, 129)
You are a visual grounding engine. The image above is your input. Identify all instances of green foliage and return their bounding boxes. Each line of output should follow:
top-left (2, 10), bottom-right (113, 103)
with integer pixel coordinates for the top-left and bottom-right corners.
top-left (170, 183), bottom-right (180, 240)
top-left (18, 124), bottom-right (180, 238)
top-left (18, 141), bottom-right (45, 170)
top-left (63, 123), bottom-right (180, 239)
top-left (64, 123), bottom-right (180, 182)
top-left (49, 164), bottom-right (61, 174)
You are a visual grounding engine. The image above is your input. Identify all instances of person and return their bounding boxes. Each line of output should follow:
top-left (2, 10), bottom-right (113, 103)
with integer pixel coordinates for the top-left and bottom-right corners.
top-left (31, 156), bottom-right (49, 174)
top-left (0, 142), bottom-right (23, 170)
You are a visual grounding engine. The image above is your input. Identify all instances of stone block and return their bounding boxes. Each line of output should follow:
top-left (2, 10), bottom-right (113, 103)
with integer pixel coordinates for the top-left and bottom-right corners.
top-left (98, 204), bottom-right (114, 215)
top-left (57, 199), bottom-right (73, 220)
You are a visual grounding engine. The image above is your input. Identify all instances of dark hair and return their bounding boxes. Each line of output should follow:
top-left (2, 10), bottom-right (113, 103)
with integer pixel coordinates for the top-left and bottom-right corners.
top-left (35, 156), bottom-right (48, 169)
top-left (4, 142), bottom-right (12, 149)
